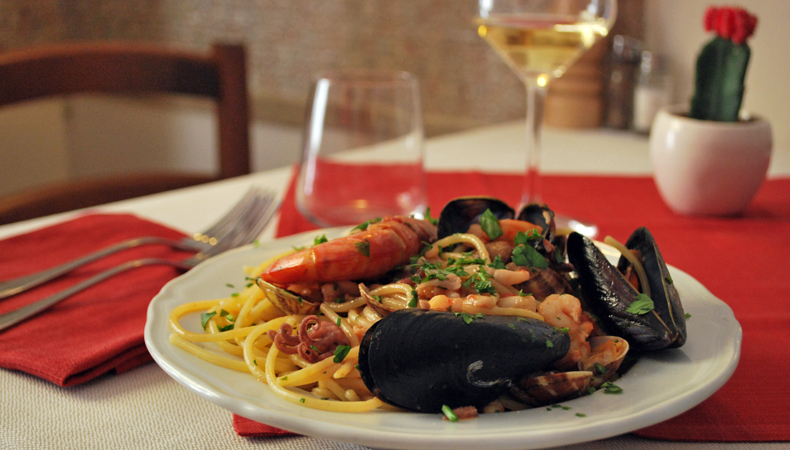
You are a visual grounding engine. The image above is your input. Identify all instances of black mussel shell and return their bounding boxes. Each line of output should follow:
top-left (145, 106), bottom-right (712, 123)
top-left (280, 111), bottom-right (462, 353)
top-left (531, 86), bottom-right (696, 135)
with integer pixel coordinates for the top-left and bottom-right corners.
top-left (437, 196), bottom-right (514, 239)
top-left (567, 231), bottom-right (685, 351)
top-left (516, 203), bottom-right (556, 242)
top-left (617, 227), bottom-right (687, 348)
top-left (512, 268), bottom-right (574, 301)
top-left (358, 309), bottom-right (570, 413)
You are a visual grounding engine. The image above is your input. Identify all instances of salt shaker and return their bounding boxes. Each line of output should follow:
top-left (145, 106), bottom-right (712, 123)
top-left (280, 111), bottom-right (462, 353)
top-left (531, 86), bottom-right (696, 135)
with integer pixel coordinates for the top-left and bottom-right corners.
top-left (633, 52), bottom-right (672, 134)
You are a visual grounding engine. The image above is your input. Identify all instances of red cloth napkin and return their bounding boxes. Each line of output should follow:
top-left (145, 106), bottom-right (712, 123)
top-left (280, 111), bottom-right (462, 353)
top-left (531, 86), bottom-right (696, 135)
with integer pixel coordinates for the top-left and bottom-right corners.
top-left (236, 167), bottom-right (790, 442)
top-left (0, 213), bottom-right (193, 386)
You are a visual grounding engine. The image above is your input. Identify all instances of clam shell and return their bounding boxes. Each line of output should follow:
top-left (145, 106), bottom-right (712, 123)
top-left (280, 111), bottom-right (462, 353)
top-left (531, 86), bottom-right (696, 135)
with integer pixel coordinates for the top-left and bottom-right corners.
top-left (510, 371), bottom-right (593, 407)
top-left (359, 283), bottom-right (400, 317)
top-left (580, 335), bottom-right (630, 388)
top-left (256, 278), bottom-right (320, 315)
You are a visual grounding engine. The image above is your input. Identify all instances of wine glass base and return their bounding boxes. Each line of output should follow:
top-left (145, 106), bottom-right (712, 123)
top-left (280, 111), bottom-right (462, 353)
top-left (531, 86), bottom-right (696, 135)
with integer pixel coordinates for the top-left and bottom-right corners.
top-left (555, 214), bottom-right (598, 239)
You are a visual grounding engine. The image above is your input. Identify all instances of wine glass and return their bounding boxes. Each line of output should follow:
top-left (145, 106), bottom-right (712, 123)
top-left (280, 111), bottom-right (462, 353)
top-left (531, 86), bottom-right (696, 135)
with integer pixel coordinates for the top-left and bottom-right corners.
top-left (477, 0), bottom-right (617, 237)
top-left (296, 69), bottom-right (427, 227)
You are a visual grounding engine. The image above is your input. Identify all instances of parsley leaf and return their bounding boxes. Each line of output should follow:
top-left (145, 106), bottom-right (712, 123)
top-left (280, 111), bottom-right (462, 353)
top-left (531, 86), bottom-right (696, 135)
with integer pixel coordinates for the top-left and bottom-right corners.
top-left (424, 207), bottom-right (438, 226)
top-left (408, 289), bottom-right (419, 308)
top-left (626, 294), bottom-right (655, 315)
top-left (333, 344), bottom-right (352, 363)
top-left (354, 240), bottom-right (371, 257)
top-left (511, 244), bottom-right (549, 268)
top-left (200, 311), bottom-right (217, 329)
top-left (488, 255), bottom-right (507, 270)
top-left (314, 234), bottom-right (328, 245)
top-left (442, 405), bottom-right (459, 422)
top-left (461, 311), bottom-right (475, 324)
top-left (480, 209), bottom-right (503, 240)
top-left (601, 381), bottom-right (623, 394)
top-left (352, 218), bottom-right (382, 232)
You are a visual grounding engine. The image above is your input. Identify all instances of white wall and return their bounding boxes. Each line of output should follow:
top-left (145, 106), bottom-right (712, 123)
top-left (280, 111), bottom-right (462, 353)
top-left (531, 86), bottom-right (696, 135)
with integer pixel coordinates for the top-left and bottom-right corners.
top-left (644, 0), bottom-right (789, 149)
top-left (0, 97), bottom-right (303, 197)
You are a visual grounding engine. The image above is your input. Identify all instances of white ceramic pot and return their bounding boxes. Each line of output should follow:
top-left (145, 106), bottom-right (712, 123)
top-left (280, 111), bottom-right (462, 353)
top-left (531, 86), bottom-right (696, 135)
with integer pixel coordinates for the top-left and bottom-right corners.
top-left (649, 104), bottom-right (772, 216)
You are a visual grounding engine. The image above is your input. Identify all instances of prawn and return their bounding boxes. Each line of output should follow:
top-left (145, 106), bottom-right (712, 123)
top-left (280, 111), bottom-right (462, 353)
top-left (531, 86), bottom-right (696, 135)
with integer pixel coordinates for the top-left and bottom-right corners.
top-left (538, 294), bottom-right (595, 371)
top-left (260, 216), bottom-right (437, 285)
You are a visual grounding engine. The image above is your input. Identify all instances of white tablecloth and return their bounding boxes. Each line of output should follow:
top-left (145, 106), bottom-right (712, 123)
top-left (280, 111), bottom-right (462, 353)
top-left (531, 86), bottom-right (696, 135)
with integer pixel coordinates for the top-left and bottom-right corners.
top-left (2, 123), bottom-right (788, 449)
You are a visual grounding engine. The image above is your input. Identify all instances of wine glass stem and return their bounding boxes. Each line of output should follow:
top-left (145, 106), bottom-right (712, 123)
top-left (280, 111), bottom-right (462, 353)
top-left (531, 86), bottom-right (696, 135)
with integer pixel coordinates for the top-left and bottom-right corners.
top-left (522, 78), bottom-right (548, 208)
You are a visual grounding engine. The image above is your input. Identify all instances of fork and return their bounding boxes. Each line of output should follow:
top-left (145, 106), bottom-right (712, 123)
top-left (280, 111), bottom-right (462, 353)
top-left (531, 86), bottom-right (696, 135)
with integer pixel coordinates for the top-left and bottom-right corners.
top-left (0, 187), bottom-right (267, 300)
top-left (0, 189), bottom-right (280, 332)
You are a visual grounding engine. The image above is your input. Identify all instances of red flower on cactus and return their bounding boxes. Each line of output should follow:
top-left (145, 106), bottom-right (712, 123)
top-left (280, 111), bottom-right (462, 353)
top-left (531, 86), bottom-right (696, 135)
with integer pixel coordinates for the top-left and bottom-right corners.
top-left (703, 6), bottom-right (758, 44)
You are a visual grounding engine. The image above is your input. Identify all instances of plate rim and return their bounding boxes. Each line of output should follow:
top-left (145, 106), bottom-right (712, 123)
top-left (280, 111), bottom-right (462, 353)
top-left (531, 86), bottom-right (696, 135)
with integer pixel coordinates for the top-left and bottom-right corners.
top-left (144, 228), bottom-right (742, 450)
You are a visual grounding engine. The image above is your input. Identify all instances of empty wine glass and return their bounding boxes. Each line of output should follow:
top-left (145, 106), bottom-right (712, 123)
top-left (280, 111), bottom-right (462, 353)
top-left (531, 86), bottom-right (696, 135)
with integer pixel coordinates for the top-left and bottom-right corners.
top-left (296, 69), bottom-right (427, 227)
top-left (477, 0), bottom-right (617, 236)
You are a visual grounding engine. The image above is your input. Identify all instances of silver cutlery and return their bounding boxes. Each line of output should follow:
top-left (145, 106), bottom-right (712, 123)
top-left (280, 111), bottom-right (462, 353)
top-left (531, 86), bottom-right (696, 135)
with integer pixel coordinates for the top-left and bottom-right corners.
top-left (0, 188), bottom-right (280, 331)
top-left (0, 187), bottom-right (268, 300)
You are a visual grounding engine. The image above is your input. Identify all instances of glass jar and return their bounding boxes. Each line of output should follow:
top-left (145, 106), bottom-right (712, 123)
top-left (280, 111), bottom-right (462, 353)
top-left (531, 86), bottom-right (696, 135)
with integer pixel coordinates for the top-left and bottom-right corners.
top-left (633, 51), bottom-right (673, 134)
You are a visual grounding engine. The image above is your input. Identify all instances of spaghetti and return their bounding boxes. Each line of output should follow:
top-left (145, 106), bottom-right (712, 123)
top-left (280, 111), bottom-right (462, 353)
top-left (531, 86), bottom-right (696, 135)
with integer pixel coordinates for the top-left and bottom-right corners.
top-left (168, 228), bottom-right (551, 412)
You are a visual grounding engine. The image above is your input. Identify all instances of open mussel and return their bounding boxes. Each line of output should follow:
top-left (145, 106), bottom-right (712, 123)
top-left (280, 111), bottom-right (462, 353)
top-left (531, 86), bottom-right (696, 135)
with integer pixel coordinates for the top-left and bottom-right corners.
top-left (566, 229), bottom-right (686, 351)
top-left (436, 197), bottom-right (567, 269)
top-left (357, 309), bottom-right (570, 413)
top-left (437, 196), bottom-right (515, 239)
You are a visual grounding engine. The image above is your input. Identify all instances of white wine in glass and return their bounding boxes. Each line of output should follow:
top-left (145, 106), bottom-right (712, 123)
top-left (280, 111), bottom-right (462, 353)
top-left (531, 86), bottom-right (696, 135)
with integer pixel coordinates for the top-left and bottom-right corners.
top-left (477, 0), bottom-right (617, 236)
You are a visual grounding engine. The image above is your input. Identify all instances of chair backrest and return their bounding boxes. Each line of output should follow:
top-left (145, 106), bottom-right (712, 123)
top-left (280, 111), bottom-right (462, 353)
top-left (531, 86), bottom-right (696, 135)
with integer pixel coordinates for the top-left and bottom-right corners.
top-left (0, 41), bottom-right (250, 224)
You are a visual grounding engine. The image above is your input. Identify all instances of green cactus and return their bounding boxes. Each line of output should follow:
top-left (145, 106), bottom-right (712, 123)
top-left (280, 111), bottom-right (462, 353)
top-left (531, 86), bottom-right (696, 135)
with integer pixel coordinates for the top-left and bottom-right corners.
top-left (689, 36), bottom-right (751, 122)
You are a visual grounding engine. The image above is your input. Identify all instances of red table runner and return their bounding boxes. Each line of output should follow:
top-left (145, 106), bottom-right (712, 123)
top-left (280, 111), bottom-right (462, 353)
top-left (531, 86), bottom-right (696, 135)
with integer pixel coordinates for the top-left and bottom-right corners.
top-left (234, 168), bottom-right (790, 442)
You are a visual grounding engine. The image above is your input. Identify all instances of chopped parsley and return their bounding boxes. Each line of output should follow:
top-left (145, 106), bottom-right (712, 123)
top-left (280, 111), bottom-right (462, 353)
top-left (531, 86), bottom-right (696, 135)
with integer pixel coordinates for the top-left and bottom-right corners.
top-left (352, 217), bottom-right (382, 232)
top-left (545, 339), bottom-right (554, 348)
top-left (601, 382), bottom-right (623, 394)
top-left (314, 234), bottom-right (328, 245)
top-left (424, 207), bottom-right (438, 226)
top-left (408, 289), bottom-right (419, 308)
top-left (333, 344), bottom-right (352, 363)
top-left (685, 312), bottom-right (692, 319)
top-left (461, 312), bottom-right (475, 324)
top-left (511, 244), bottom-right (549, 268)
top-left (441, 405), bottom-right (459, 422)
top-left (479, 209), bottom-right (503, 240)
top-left (626, 294), bottom-right (655, 315)
top-left (488, 255), bottom-right (507, 270)
top-left (354, 240), bottom-right (371, 257)
top-left (200, 311), bottom-right (217, 329)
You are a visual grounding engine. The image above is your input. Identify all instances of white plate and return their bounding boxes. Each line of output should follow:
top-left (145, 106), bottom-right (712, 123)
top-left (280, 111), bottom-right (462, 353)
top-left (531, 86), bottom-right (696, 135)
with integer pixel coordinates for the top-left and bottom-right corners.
top-left (144, 228), bottom-right (742, 450)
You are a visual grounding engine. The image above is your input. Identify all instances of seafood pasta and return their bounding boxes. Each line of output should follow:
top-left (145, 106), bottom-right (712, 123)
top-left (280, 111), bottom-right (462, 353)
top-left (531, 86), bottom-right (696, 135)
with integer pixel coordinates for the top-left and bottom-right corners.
top-left (169, 197), bottom-right (686, 419)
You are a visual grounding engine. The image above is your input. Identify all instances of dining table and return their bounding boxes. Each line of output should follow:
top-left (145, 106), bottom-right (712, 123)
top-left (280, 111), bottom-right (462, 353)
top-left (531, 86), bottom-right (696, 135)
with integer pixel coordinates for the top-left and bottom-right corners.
top-left (1, 121), bottom-right (789, 450)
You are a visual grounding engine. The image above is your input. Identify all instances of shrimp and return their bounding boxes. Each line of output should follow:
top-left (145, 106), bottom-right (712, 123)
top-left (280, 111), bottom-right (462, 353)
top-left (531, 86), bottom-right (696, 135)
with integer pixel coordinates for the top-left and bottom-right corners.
top-left (467, 219), bottom-right (542, 244)
top-left (260, 216), bottom-right (437, 284)
top-left (538, 294), bottom-right (595, 371)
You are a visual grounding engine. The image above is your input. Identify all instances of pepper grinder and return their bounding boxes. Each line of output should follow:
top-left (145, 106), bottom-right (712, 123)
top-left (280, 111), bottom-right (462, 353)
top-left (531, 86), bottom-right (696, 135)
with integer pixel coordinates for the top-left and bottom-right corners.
top-left (604, 35), bottom-right (641, 129)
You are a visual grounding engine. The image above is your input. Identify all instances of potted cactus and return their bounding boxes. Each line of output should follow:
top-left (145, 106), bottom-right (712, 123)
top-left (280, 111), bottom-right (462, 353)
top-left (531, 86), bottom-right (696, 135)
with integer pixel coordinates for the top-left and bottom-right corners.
top-left (649, 6), bottom-right (772, 216)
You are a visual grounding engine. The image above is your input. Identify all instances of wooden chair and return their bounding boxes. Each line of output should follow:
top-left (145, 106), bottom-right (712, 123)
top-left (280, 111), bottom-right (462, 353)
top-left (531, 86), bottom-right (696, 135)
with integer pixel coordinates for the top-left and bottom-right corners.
top-left (0, 41), bottom-right (250, 225)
